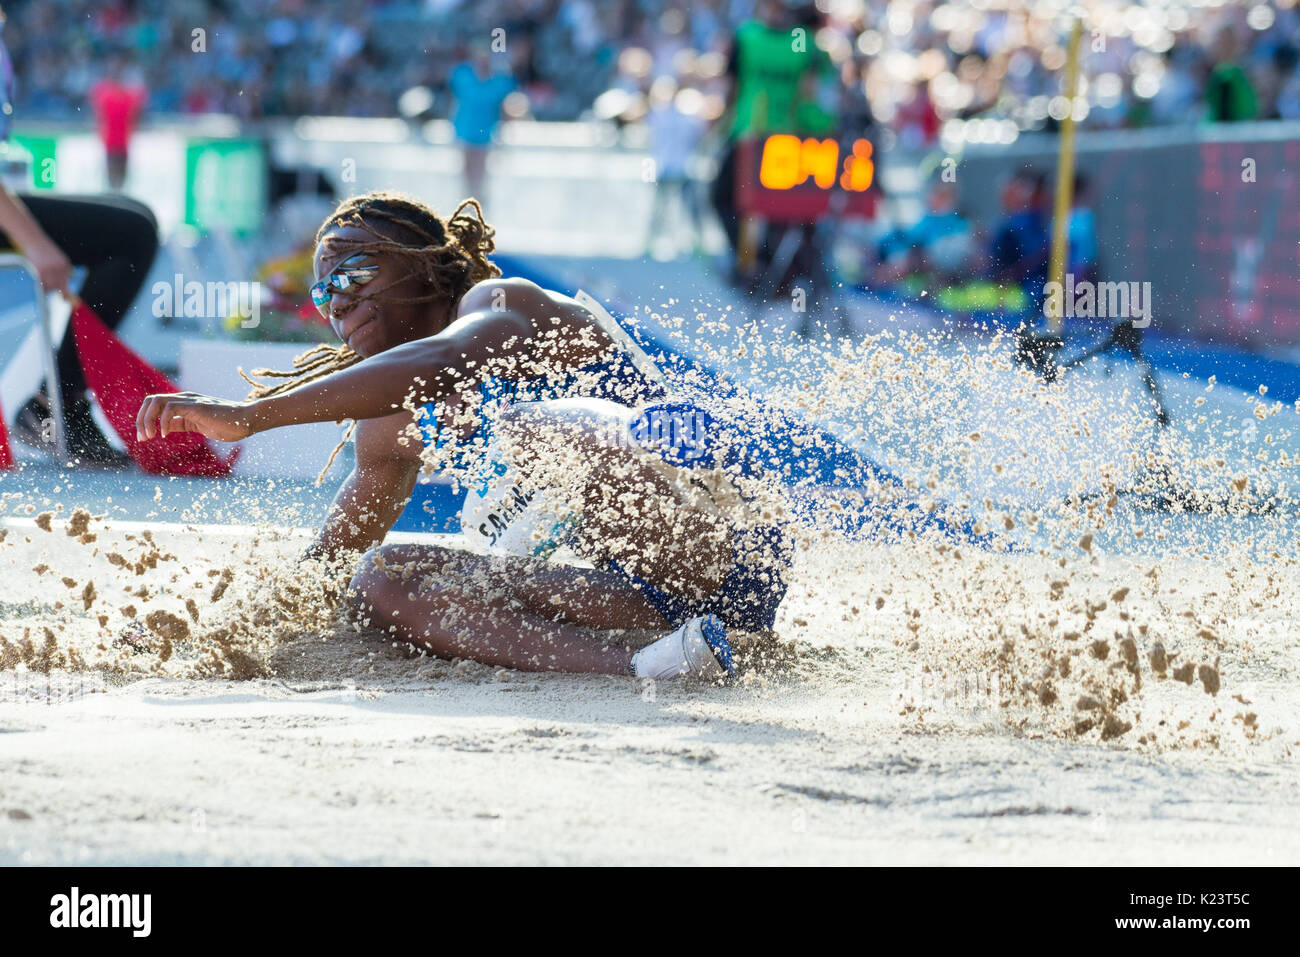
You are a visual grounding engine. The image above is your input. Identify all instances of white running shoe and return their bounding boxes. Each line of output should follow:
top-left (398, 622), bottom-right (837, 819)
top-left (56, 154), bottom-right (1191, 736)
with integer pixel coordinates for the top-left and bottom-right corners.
top-left (630, 614), bottom-right (734, 681)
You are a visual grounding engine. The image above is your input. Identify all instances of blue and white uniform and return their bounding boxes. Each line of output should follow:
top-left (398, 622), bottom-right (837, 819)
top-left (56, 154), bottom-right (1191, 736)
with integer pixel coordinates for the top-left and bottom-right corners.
top-left (415, 340), bottom-right (793, 634)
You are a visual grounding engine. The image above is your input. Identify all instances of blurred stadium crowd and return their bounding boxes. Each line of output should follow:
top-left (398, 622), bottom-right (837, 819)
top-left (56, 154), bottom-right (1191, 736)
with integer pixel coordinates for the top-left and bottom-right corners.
top-left (5, 0), bottom-right (1300, 132)
top-left (2, 0), bottom-right (1297, 463)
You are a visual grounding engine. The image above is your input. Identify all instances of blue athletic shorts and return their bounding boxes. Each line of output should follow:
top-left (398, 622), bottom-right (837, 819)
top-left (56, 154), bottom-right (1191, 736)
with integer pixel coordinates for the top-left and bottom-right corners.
top-left (607, 401), bottom-right (793, 633)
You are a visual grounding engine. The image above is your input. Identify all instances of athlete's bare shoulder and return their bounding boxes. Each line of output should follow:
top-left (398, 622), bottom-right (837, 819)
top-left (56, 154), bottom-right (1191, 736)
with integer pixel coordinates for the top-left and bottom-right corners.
top-left (458, 276), bottom-right (596, 333)
top-left (452, 276), bottom-right (612, 371)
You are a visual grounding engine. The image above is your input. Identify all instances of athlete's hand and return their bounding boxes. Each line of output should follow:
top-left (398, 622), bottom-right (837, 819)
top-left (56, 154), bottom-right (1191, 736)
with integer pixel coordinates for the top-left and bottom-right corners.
top-left (136, 392), bottom-right (261, 443)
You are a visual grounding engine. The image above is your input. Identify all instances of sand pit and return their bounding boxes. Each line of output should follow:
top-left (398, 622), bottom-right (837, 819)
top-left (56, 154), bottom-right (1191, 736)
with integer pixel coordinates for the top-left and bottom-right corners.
top-left (2, 312), bottom-right (1298, 864)
top-left (0, 509), bottom-right (1296, 865)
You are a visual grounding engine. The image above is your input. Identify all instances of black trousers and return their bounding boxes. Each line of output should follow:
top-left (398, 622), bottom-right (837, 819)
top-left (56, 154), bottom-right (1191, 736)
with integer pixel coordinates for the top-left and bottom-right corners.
top-left (1, 193), bottom-right (159, 405)
top-left (709, 141), bottom-right (740, 254)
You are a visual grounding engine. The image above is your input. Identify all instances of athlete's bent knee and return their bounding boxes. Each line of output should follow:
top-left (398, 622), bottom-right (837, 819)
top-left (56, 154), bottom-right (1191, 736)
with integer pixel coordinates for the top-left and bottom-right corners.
top-left (347, 548), bottom-right (393, 613)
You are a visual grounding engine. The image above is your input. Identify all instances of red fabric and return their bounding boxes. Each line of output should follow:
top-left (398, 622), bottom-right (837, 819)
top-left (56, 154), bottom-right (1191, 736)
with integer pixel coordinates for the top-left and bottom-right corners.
top-left (89, 80), bottom-right (146, 152)
top-left (0, 402), bottom-right (13, 469)
top-left (71, 303), bottom-right (238, 476)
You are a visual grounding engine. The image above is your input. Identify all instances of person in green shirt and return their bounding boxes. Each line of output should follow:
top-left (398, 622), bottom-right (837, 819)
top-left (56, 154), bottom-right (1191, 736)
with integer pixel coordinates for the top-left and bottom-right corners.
top-left (1205, 26), bottom-right (1257, 123)
top-left (709, 0), bottom-right (839, 255)
top-left (728, 4), bottom-right (837, 140)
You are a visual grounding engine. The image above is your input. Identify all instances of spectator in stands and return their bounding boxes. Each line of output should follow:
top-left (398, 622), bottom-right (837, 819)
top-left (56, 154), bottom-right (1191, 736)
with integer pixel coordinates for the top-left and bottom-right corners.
top-left (0, 8), bottom-right (158, 464)
top-left (1278, 51), bottom-right (1300, 120)
top-left (88, 52), bottom-right (147, 190)
top-left (894, 80), bottom-right (941, 149)
top-left (1068, 172), bottom-right (1099, 283)
top-left (448, 40), bottom-right (516, 206)
top-left (644, 74), bottom-right (707, 258)
top-left (1205, 26), bottom-right (1257, 123)
top-left (837, 55), bottom-right (876, 142)
top-left (986, 166), bottom-right (1049, 287)
top-left (1258, 41), bottom-right (1298, 120)
top-left (872, 176), bottom-right (972, 287)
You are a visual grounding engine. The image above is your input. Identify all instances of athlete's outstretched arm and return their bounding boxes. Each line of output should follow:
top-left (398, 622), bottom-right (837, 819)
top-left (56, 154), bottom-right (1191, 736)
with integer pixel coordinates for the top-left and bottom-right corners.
top-left (136, 279), bottom-right (611, 443)
top-left (135, 309), bottom-right (533, 442)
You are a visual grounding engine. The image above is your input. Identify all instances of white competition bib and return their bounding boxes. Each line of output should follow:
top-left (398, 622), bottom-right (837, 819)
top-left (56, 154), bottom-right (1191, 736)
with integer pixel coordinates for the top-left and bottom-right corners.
top-left (458, 291), bottom-right (664, 558)
top-left (459, 445), bottom-right (577, 558)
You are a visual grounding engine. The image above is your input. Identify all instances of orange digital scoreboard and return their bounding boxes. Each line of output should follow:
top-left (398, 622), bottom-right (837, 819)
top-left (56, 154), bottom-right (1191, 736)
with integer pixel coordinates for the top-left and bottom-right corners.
top-left (735, 133), bottom-right (878, 222)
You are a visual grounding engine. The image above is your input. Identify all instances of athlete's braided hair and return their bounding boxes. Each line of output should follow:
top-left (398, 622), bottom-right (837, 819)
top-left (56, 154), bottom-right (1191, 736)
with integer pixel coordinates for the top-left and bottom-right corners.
top-left (240, 191), bottom-right (500, 483)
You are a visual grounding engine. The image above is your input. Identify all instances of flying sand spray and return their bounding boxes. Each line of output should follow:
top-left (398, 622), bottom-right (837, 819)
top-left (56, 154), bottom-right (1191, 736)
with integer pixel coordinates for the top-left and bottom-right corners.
top-left (458, 290), bottom-right (674, 556)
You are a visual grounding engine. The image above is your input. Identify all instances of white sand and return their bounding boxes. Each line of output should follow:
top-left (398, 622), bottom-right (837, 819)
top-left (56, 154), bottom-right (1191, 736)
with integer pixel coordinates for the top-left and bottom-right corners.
top-left (4, 313), bottom-right (1299, 864)
top-left (1, 518), bottom-right (1296, 865)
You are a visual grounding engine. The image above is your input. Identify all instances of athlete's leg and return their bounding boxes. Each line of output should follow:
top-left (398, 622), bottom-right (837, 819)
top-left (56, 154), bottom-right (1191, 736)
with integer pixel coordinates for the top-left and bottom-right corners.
top-left (348, 543), bottom-right (668, 674)
top-left (493, 398), bottom-right (737, 601)
top-left (362, 541), bottom-right (669, 629)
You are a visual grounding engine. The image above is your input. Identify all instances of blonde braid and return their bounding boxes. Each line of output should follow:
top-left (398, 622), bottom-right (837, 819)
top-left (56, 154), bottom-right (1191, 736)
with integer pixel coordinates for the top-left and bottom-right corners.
top-left (239, 343), bottom-right (365, 484)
